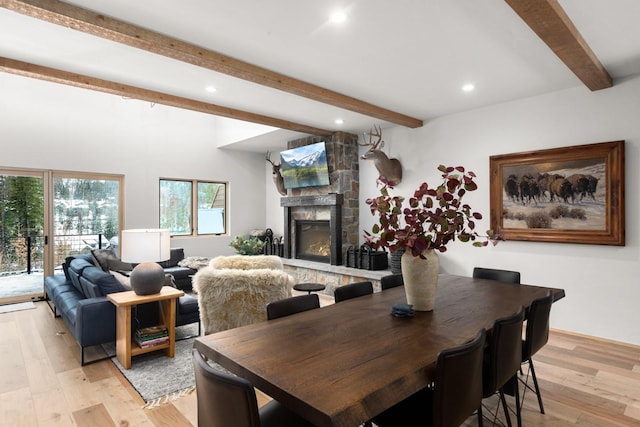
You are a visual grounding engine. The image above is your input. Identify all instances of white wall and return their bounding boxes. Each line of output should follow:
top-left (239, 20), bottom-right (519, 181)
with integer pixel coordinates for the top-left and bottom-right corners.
top-left (0, 73), bottom-right (268, 258)
top-left (3, 68), bottom-right (638, 345)
top-left (357, 75), bottom-right (640, 345)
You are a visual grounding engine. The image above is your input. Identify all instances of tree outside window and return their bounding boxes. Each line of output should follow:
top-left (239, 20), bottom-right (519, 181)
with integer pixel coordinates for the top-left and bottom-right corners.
top-left (160, 179), bottom-right (226, 236)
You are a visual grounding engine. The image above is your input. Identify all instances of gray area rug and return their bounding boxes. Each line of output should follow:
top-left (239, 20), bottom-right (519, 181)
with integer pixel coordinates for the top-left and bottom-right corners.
top-left (106, 323), bottom-right (204, 407)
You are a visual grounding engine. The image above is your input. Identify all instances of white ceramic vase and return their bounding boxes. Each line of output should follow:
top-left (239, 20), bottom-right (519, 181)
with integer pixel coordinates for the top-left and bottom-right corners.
top-left (401, 249), bottom-right (440, 311)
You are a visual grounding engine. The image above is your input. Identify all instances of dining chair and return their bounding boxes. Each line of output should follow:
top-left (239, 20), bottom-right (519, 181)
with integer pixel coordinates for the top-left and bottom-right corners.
top-left (482, 306), bottom-right (525, 427)
top-left (371, 328), bottom-right (487, 427)
top-left (334, 281), bottom-right (373, 303)
top-left (380, 273), bottom-right (404, 290)
top-left (473, 267), bottom-right (521, 284)
top-left (519, 292), bottom-right (553, 414)
top-left (266, 294), bottom-right (320, 320)
top-left (192, 349), bottom-right (314, 427)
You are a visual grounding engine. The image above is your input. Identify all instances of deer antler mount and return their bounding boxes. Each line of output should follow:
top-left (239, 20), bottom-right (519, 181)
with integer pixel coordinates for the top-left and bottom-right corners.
top-left (359, 125), bottom-right (403, 186)
top-left (266, 151), bottom-right (287, 196)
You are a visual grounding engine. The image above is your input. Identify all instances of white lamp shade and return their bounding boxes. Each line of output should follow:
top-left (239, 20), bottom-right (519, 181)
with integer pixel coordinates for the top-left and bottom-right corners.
top-left (120, 229), bottom-right (171, 263)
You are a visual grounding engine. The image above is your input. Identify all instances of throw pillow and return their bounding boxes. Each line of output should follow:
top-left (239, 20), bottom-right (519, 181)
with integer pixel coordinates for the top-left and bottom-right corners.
top-left (110, 270), bottom-right (132, 290)
top-left (107, 257), bottom-right (133, 272)
top-left (91, 248), bottom-right (132, 272)
top-left (164, 273), bottom-right (177, 288)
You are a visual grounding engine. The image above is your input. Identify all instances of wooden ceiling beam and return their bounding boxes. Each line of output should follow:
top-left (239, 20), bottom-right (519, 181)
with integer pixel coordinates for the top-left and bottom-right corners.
top-left (0, 57), bottom-right (334, 136)
top-left (505, 0), bottom-right (612, 91)
top-left (1, 0), bottom-right (423, 128)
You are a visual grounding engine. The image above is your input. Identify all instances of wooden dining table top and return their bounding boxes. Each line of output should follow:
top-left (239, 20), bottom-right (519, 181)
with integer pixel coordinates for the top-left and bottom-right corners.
top-left (193, 274), bottom-right (565, 427)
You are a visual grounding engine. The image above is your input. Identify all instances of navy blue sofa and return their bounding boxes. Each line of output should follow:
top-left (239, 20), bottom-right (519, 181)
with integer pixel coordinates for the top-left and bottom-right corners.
top-left (45, 254), bottom-right (200, 365)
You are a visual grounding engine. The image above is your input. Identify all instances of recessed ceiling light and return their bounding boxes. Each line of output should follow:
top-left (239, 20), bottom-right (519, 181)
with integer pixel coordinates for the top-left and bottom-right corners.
top-left (462, 83), bottom-right (475, 92)
top-left (205, 86), bottom-right (217, 93)
top-left (335, 118), bottom-right (344, 125)
top-left (330, 11), bottom-right (347, 24)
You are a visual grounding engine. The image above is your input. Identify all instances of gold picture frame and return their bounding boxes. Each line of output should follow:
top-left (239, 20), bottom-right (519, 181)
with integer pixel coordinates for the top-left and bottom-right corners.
top-left (489, 140), bottom-right (624, 245)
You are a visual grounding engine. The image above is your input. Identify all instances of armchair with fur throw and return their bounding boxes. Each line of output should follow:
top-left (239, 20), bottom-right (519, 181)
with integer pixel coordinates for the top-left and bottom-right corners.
top-left (193, 255), bottom-right (293, 335)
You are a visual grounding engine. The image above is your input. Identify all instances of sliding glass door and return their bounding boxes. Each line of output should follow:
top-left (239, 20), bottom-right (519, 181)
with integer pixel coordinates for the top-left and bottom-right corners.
top-left (51, 174), bottom-right (122, 273)
top-left (0, 169), bottom-right (123, 305)
top-left (0, 169), bottom-right (46, 303)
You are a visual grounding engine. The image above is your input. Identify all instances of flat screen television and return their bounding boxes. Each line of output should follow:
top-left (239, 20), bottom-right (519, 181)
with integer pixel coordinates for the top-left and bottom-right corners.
top-left (279, 142), bottom-right (330, 189)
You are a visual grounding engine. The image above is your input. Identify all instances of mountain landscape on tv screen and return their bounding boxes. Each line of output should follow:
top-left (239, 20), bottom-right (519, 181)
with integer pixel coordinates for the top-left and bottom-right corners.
top-left (280, 142), bottom-right (330, 189)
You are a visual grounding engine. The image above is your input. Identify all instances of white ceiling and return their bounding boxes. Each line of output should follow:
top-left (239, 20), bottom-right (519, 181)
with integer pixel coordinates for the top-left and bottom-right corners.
top-left (1, 0), bottom-right (640, 152)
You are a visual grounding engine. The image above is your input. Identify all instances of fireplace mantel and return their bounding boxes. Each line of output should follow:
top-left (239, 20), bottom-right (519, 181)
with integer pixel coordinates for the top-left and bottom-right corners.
top-left (281, 194), bottom-right (343, 265)
top-left (280, 193), bottom-right (343, 208)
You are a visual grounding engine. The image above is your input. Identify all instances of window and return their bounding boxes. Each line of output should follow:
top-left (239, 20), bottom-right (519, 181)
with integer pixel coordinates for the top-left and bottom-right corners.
top-left (160, 179), bottom-right (226, 236)
top-left (0, 168), bottom-right (123, 303)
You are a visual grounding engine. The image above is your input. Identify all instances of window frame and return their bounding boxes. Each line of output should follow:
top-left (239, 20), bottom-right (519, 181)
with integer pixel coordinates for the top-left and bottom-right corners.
top-left (159, 178), bottom-right (228, 237)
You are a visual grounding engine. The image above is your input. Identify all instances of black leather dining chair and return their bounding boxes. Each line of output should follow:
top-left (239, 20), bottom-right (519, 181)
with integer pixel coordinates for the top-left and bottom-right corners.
top-left (266, 294), bottom-right (320, 320)
top-left (334, 281), bottom-right (373, 302)
top-left (371, 328), bottom-right (487, 427)
top-left (192, 349), bottom-right (313, 427)
top-left (473, 267), bottom-right (521, 284)
top-left (482, 306), bottom-right (525, 427)
top-left (380, 273), bottom-right (404, 290)
top-left (519, 292), bottom-right (553, 414)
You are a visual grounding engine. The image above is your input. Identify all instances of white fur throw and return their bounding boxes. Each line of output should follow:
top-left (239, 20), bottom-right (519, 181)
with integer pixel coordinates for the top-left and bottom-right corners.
top-left (193, 267), bottom-right (293, 335)
top-left (178, 256), bottom-right (211, 270)
top-left (209, 255), bottom-right (283, 270)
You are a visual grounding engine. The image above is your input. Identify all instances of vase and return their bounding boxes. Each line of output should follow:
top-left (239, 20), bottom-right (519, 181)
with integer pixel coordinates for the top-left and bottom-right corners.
top-left (401, 249), bottom-right (439, 311)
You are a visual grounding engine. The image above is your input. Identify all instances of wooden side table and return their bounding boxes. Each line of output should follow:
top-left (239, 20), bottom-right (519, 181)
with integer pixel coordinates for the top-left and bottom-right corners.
top-left (107, 286), bottom-right (184, 369)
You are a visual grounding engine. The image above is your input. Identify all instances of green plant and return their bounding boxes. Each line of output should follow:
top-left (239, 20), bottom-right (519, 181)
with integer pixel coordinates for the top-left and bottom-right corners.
top-left (229, 235), bottom-right (265, 255)
top-left (364, 165), bottom-right (503, 258)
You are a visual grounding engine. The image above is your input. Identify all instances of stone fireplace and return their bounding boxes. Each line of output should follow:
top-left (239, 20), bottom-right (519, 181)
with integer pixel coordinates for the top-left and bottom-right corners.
top-left (282, 193), bottom-right (343, 265)
top-left (280, 132), bottom-right (359, 266)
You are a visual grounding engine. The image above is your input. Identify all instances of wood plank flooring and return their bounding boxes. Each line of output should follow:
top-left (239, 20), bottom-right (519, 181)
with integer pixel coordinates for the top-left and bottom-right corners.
top-left (1, 301), bottom-right (639, 426)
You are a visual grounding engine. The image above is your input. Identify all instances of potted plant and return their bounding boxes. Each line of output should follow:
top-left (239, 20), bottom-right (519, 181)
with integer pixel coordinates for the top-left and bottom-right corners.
top-left (229, 235), bottom-right (265, 255)
top-left (364, 165), bottom-right (502, 310)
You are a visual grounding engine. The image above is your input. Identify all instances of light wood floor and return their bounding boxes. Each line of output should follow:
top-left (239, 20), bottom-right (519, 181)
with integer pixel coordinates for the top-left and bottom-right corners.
top-left (1, 301), bottom-right (639, 426)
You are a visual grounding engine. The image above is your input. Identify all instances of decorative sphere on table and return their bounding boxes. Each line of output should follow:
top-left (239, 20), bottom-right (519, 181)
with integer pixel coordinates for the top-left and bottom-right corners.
top-left (130, 262), bottom-right (165, 295)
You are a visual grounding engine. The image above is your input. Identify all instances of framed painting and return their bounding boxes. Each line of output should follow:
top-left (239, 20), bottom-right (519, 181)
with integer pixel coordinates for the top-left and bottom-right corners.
top-left (489, 140), bottom-right (624, 245)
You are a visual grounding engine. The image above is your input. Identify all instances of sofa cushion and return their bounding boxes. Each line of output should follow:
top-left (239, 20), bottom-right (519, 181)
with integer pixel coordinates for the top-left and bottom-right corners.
top-left (164, 266), bottom-right (195, 281)
top-left (178, 294), bottom-right (199, 314)
top-left (68, 258), bottom-right (95, 294)
top-left (80, 266), bottom-right (128, 297)
top-left (54, 289), bottom-right (83, 324)
top-left (158, 248), bottom-right (185, 268)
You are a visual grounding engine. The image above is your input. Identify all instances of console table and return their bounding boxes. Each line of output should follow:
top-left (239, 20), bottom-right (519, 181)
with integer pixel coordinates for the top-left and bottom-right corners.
top-left (107, 286), bottom-right (184, 369)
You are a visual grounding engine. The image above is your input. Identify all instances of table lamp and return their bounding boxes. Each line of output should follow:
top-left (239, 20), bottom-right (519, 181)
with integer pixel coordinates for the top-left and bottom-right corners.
top-left (120, 229), bottom-right (170, 295)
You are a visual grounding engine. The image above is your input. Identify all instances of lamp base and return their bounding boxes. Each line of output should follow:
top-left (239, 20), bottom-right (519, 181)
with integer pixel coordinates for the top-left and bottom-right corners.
top-left (130, 262), bottom-right (165, 295)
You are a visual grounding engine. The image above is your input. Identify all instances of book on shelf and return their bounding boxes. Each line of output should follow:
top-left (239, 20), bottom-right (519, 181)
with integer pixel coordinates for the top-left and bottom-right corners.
top-left (136, 325), bottom-right (167, 337)
top-left (136, 336), bottom-right (169, 348)
top-left (135, 325), bottom-right (168, 348)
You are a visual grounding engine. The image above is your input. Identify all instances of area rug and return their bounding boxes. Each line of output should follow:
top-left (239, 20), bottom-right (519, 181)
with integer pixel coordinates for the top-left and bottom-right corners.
top-left (0, 301), bottom-right (36, 314)
top-left (106, 323), bottom-right (222, 408)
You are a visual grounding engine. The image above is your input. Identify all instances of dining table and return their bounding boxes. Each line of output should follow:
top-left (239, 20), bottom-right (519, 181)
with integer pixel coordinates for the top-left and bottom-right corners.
top-left (193, 274), bottom-right (565, 427)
